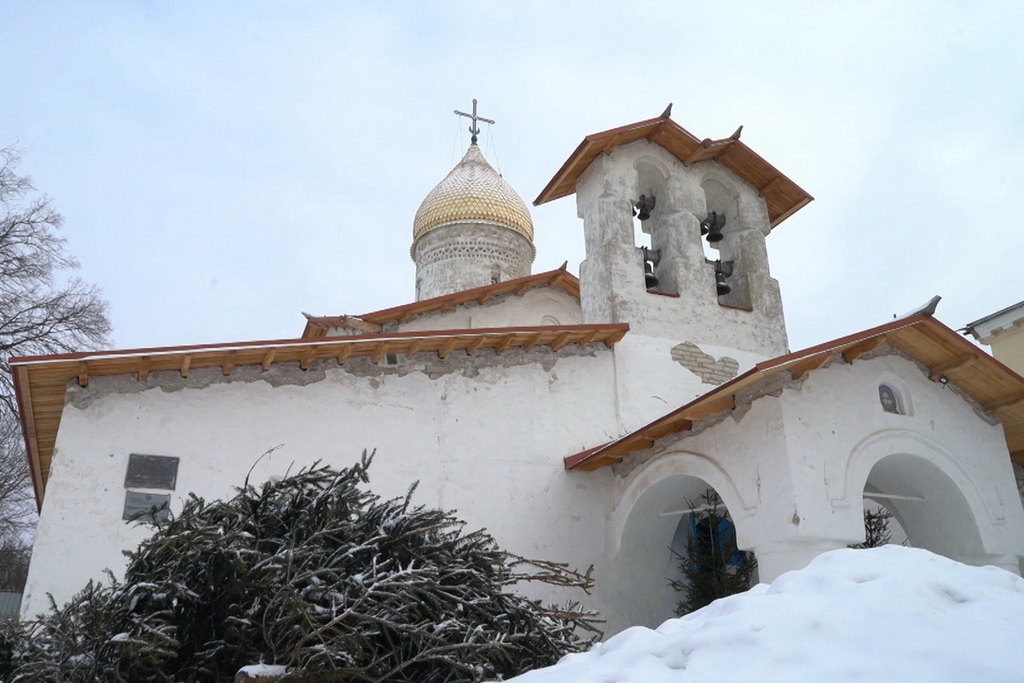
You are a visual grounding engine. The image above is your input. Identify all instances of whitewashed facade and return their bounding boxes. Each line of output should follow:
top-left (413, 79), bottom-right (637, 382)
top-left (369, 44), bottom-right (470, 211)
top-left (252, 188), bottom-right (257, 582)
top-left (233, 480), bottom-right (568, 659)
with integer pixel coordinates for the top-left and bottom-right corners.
top-left (16, 114), bottom-right (1024, 634)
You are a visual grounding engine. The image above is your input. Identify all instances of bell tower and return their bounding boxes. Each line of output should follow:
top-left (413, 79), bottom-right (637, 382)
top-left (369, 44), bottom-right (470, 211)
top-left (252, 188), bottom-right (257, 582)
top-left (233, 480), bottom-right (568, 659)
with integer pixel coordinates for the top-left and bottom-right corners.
top-left (535, 112), bottom-right (812, 358)
top-left (412, 101), bottom-right (536, 301)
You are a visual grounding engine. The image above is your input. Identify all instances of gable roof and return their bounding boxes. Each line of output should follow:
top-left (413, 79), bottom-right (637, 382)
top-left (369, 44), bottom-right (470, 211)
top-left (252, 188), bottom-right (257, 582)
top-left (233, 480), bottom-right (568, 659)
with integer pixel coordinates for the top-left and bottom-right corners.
top-left (301, 267), bottom-right (581, 337)
top-left (534, 116), bottom-right (813, 228)
top-left (565, 315), bottom-right (1024, 471)
top-left (11, 322), bottom-right (627, 507)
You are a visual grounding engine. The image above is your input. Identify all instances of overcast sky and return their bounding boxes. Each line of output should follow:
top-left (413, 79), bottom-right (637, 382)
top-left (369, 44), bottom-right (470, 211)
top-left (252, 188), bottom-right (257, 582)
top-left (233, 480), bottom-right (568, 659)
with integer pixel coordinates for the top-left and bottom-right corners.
top-left (3, 2), bottom-right (1022, 353)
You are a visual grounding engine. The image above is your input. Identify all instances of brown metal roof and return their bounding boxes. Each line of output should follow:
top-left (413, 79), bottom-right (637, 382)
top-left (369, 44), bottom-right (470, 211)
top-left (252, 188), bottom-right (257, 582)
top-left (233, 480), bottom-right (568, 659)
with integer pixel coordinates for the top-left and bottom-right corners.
top-left (11, 323), bottom-right (627, 507)
top-left (565, 315), bottom-right (1024, 471)
top-left (303, 267), bottom-right (581, 337)
top-left (534, 116), bottom-right (813, 228)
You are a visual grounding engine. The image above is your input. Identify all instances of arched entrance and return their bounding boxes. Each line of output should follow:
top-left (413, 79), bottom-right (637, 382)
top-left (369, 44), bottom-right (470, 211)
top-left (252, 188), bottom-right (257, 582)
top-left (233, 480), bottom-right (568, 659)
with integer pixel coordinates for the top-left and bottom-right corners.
top-left (607, 471), bottom-right (751, 629)
top-left (861, 453), bottom-right (983, 561)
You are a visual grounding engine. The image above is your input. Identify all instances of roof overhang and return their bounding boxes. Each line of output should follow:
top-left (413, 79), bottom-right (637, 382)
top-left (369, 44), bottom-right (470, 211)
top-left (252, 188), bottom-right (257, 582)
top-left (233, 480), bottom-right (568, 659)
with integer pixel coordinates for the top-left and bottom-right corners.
top-left (302, 267), bottom-right (581, 337)
top-left (535, 116), bottom-right (813, 228)
top-left (12, 323), bottom-right (627, 508)
top-left (964, 300), bottom-right (1024, 344)
top-left (566, 315), bottom-right (1024, 471)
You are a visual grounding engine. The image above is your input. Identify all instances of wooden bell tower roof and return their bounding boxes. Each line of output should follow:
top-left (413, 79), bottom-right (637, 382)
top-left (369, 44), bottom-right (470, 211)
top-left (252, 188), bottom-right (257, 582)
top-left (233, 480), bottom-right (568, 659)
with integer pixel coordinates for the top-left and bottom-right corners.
top-left (534, 115), bottom-right (813, 228)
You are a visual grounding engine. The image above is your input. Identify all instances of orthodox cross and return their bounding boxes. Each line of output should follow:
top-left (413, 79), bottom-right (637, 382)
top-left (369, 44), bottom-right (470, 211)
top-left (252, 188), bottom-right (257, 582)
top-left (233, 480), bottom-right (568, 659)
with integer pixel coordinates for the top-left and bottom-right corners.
top-left (454, 99), bottom-right (494, 144)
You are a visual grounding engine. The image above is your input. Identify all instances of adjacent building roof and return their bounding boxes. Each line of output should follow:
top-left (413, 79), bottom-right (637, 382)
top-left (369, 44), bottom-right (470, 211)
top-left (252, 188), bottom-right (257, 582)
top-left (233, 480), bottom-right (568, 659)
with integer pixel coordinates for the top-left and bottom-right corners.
top-left (565, 315), bottom-right (1024, 471)
top-left (11, 322), bottom-right (627, 507)
top-left (301, 267), bottom-right (581, 337)
top-left (413, 143), bottom-right (534, 245)
top-left (534, 116), bottom-right (813, 228)
top-left (963, 300), bottom-right (1024, 344)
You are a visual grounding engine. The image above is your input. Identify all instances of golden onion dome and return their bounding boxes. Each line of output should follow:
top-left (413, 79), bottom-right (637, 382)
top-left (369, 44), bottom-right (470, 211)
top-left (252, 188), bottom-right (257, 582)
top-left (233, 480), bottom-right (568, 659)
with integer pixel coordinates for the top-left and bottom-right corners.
top-left (413, 144), bottom-right (534, 243)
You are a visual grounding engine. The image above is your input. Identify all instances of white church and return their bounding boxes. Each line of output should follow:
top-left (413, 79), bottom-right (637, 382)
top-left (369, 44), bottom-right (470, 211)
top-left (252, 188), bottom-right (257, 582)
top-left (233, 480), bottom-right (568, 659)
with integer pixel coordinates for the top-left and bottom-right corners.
top-left (12, 106), bottom-right (1024, 633)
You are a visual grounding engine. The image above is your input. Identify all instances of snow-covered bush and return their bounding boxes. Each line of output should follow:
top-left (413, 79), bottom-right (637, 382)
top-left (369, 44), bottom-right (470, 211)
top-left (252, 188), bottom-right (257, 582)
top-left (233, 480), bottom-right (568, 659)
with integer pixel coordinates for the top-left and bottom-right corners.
top-left (6, 452), bottom-right (597, 681)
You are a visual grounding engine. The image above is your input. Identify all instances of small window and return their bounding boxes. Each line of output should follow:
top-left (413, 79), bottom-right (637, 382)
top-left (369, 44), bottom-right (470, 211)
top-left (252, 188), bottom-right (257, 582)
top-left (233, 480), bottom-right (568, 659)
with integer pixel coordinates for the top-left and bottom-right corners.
top-left (124, 454), bottom-right (179, 490)
top-left (878, 384), bottom-right (903, 415)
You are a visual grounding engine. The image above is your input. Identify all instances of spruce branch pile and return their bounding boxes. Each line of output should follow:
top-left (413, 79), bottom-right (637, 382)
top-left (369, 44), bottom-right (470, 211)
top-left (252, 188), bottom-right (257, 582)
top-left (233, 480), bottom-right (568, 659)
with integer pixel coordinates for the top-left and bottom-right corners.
top-left (5, 453), bottom-right (597, 681)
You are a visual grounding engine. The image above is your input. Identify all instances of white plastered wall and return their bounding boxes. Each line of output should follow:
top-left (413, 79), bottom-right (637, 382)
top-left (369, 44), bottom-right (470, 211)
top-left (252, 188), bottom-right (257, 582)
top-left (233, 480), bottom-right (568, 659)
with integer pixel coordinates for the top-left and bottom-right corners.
top-left (600, 352), bottom-right (1024, 632)
top-left (22, 348), bottom-right (620, 621)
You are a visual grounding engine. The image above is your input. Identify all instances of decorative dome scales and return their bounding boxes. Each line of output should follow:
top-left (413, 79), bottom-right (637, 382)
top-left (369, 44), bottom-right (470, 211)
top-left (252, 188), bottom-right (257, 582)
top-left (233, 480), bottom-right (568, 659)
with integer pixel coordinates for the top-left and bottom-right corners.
top-left (412, 143), bottom-right (534, 247)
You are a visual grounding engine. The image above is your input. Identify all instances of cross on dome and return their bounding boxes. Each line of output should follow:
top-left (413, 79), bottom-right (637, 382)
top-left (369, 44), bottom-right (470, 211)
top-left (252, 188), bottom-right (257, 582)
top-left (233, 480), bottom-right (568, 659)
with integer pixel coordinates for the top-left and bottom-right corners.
top-left (454, 98), bottom-right (495, 144)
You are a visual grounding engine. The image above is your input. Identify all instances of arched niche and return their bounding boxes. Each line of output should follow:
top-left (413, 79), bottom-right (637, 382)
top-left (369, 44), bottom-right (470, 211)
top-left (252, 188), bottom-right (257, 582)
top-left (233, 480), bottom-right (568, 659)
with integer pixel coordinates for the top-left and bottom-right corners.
top-left (840, 431), bottom-right (998, 566)
top-left (862, 453), bottom-right (983, 560)
top-left (632, 157), bottom-right (671, 292)
top-left (604, 454), bottom-right (754, 629)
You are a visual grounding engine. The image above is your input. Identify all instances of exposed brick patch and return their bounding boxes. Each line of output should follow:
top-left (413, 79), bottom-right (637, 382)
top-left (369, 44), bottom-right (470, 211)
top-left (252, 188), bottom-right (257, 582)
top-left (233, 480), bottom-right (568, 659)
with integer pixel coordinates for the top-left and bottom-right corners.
top-left (670, 341), bottom-right (739, 385)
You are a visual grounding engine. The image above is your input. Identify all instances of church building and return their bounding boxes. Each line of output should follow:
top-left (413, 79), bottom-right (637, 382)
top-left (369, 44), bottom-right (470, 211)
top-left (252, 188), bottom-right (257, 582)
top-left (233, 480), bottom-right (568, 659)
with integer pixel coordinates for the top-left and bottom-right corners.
top-left (13, 106), bottom-right (1024, 633)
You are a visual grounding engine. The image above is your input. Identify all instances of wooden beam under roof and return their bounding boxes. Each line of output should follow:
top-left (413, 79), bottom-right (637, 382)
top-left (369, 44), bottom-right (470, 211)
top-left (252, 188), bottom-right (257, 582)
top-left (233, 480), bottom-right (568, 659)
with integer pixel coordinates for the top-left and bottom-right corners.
top-left (841, 337), bottom-right (884, 363)
top-left (787, 353), bottom-right (833, 380)
top-left (928, 354), bottom-right (977, 380)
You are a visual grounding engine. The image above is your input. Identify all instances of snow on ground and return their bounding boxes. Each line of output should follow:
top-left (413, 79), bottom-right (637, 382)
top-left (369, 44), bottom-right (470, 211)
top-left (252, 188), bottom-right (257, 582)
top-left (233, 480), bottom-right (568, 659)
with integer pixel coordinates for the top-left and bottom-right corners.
top-left (504, 546), bottom-right (1024, 683)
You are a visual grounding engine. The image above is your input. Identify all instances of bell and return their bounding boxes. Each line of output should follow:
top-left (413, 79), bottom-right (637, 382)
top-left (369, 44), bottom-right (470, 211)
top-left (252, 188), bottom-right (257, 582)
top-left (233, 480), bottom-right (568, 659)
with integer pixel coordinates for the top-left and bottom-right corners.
top-left (645, 261), bottom-right (660, 289)
top-left (715, 270), bottom-right (731, 295)
top-left (704, 211), bottom-right (726, 243)
top-left (635, 194), bottom-right (656, 221)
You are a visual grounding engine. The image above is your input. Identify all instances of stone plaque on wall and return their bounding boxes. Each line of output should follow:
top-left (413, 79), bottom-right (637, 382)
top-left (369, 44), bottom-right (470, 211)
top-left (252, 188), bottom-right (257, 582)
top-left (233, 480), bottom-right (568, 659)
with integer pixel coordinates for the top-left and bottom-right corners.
top-left (123, 491), bottom-right (171, 522)
top-left (124, 453), bottom-right (179, 490)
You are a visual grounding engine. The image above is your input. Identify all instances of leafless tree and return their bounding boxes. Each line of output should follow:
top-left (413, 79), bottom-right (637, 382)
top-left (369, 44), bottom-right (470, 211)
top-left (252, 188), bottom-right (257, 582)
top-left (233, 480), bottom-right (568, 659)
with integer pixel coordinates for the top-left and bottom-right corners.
top-left (0, 146), bottom-right (111, 584)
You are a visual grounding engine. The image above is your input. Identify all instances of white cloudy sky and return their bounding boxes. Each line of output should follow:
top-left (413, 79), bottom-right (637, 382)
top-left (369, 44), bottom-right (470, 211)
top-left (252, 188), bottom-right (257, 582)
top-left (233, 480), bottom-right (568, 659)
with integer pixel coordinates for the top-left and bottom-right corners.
top-left (2, 2), bottom-right (1022, 352)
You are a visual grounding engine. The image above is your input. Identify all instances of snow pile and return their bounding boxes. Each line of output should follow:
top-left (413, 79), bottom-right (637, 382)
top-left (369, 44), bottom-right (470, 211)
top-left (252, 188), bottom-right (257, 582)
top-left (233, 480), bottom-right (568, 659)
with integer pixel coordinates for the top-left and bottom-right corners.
top-left (505, 546), bottom-right (1024, 683)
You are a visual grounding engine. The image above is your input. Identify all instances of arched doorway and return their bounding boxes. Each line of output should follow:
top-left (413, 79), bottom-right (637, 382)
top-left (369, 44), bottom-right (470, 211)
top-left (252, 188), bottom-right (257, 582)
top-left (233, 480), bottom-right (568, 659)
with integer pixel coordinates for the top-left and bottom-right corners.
top-left (608, 472), bottom-right (751, 629)
top-left (861, 453), bottom-right (983, 561)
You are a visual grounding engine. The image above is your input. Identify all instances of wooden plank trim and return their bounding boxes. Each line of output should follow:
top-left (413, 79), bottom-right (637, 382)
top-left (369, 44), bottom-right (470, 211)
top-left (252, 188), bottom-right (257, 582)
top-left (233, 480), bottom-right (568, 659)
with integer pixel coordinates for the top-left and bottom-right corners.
top-left (405, 339), bottom-right (424, 359)
top-left (682, 139), bottom-right (713, 166)
top-left (578, 330), bottom-right (600, 347)
top-left (465, 336), bottom-right (487, 356)
top-left (983, 393), bottom-right (1024, 412)
top-left (928, 354), bottom-right (977, 380)
top-left (842, 337), bottom-right (884, 363)
top-left (222, 351), bottom-right (237, 376)
top-left (337, 346), bottom-right (353, 364)
top-left (549, 331), bottom-right (572, 351)
top-left (438, 337), bottom-right (459, 359)
top-left (495, 336), bottom-right (515, 354)
top-left (680, 395), bottom-right (735, 421)
top-left (521, 332), bottom-right (542, 351)
top-left (757, 176), bottom-right (783, 196)
top-left (787, 353), bottom-right (832, 380)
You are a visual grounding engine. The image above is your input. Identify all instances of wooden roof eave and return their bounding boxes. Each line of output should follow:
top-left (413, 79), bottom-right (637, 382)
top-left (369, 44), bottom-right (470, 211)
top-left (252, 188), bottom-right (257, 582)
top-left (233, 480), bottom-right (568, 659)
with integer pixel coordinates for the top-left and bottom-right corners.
top-left (300, 268), bottom-right (581, 335)
top-left (534, 116), bottom-right (813, 229)
top-left (14, 323), bottom-right (629, 508)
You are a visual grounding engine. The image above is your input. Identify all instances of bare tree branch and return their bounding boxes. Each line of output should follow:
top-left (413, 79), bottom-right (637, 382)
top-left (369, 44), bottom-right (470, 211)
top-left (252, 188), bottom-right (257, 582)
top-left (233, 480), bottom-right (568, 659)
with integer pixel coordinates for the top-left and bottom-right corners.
top-left (0, 145), bottom-right (112, 561)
